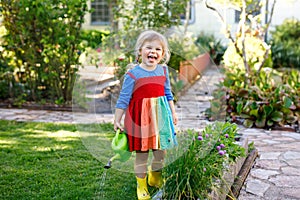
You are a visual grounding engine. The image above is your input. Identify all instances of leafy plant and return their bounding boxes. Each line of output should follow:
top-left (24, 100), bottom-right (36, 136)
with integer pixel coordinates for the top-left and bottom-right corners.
top-left (206, 68), bottom-right (300, 129)
top-left (168, 33), bottom-right (201, 71)
top-left (80, 29), bottom-right (109, 49)
top-left (206, 0), bottom-right (276, 79)
top-left (195, 32), bottom-right (227, 65)
top-left (270, 18), bottom-right (300, 69)
top-left (1, 0), bottom-right (89, 104)
top-left (162, 122), bottom-right (245, 199)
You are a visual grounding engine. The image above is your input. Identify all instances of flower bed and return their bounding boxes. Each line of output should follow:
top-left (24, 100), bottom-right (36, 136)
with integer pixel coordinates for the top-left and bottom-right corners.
top-left (160, 122), bottom-right (247, 199)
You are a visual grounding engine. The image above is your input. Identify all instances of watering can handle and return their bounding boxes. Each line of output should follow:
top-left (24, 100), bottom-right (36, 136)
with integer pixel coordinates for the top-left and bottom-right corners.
top-left (115, 129), bottom-right (120, 136)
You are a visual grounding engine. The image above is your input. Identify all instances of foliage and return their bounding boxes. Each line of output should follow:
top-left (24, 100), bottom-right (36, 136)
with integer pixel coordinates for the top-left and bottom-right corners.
top-left (223, 32), bottom-right (273, 72)
top-left (113, 53), bottom-right (134, 81)
top-left (99, 0), bottom-right (192, 98)
top-left (162, 121), bottom-right (245, 199)
top-left (195, 32), bottom-right (227, 65)
top-left (270, 18), bottom-right (300, 69)
top-left (0, 0), bottom-right (88, 104)
top-left (113, 0), bottom-right (188, 33)
top-left (168, 32), bottom-right (201, 71)
top-left (206, 0), bottom-right (276, 77)
top-left (206, 68), bottom-right (300, 129)
top-left (101, 0), bottom-right (190, 69)
top-left (80, 29), bottom-right (109, 49)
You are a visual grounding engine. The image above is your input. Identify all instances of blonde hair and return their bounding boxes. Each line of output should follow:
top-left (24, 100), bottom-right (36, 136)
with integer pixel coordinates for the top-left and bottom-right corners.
top-left (134, 30), bottom-right (171, 64)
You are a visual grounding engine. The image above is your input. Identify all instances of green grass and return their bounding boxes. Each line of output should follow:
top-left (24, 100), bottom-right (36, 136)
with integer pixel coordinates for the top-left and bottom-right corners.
top-left (0, 120), bottom-right (142, 200)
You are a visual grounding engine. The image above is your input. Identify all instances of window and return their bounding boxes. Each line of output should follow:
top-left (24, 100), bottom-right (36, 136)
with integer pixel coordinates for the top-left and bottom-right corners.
top-left (234, 0), bottom-right (261, 24)
top-left (91, 0), bottom-right (110, 25)
top-left (234, 10), bottom-right (241, 23)
top-left (179, 0), bottom-right (195, 24)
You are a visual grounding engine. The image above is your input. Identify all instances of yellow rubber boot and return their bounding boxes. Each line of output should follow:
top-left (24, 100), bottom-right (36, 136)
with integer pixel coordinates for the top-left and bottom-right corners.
top-left (148, 167), bottom-right (163, 188)
top-left (136, 176), bottom-right (150, 200)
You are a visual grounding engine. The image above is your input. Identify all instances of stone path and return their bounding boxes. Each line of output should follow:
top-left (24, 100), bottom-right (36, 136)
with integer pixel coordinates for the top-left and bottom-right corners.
top-left (0, 65), bottom-right (300, 199)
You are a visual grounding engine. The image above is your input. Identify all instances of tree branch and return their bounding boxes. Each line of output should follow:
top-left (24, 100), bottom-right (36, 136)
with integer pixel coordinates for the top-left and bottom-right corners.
top-left (264, 0), bottom-right (277, 37)
top-left (204, 0), bottom-right (243, 58)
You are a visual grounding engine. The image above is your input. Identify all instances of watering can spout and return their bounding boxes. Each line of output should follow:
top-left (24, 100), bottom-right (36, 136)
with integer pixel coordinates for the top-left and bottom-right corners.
top-left (104, 160), bottom-right (112, 169)
top-left (103, 129), bottom-right (132, 169)
top-left (103, 154), bottom-right (120, 169)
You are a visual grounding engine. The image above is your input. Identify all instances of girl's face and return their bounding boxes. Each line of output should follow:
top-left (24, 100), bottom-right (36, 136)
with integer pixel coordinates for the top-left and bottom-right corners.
top-left (140, 40), bottom-right (164, 68)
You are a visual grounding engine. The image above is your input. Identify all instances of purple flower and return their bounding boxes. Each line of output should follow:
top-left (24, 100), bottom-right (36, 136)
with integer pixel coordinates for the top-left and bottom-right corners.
top-left (220, 144), bottom-right (225, 149)
top-left (197, 136), bottom-right (203, 141)
top-left (219, 150), bottom-right (225, 156)
top-left (216, 146), bottom-right (221, 151)
top-left (205, 134), bottom-right (209, 138)
top-left (225, 134), bottom-right (229, 138)
top-left (198, 131), bottom-right (202, 136)
top-left (203, 167), bottom-right (207, 172)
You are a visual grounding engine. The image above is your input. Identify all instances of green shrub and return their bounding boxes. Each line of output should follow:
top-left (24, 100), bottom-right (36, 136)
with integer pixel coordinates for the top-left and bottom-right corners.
top-left (270, 18), bottom-right (300, 69)
top-left (1, 0), bottom-right (89, 104)
top-left (168, 33), bottom-right (202, 71)
top-left (223, 33), bottom-right (273, 72)
top-left (162, 122), bottom-right (245, 199)
top-left (195, 32), bottom-right (227, 66)
top-left (206, 68), bottom-right (300, 129)
top-left (80, 30), bottom-right (109, 49)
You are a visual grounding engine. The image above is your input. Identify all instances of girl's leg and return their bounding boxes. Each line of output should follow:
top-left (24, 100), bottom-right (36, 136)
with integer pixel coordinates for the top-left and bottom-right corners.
top-left (135, 151), bottom-right (149, 178)
top-left (148, 149), bottom-right (166, 188)
top-left (151, 149), bottom-right (166, 171)
top-left (135, 151), bottom-right (150, 200)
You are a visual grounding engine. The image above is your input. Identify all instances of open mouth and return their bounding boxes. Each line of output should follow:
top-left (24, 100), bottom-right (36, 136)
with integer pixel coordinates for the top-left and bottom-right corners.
top-left (148, 55), bottom-right (157, 61)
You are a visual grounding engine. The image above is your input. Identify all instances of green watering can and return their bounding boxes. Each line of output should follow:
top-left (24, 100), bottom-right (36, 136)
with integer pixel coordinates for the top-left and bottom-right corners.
top-left (104, 129), bottom-right (132, 169)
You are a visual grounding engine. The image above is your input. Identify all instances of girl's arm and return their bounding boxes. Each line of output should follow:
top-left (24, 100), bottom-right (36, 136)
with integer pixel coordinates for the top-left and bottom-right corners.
top-left (114, 108), bottom-right (125, 131)
top-left (168, 100), bottom-right (178, 125)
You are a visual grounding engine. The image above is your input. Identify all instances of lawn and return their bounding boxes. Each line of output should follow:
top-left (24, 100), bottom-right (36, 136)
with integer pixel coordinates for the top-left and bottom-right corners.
top-left (0, 120), bottom-right (141, 200)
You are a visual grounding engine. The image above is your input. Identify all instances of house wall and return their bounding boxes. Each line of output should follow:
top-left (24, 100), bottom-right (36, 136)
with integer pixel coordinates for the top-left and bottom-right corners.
top-left (185, 0), bottom-right (300, 44)
top-left (268, 0), bottom-right (300, 27)
top-left (82, 0), bottom-right (300, 39)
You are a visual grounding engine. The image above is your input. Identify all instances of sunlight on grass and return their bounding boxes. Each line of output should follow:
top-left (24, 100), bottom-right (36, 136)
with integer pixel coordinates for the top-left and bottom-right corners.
top-left (0, 140), bottom-right (17, 145)
top-left (0, 120), bottom-right (138, 200)
top-left (27, 129), bottom-right (80, 141)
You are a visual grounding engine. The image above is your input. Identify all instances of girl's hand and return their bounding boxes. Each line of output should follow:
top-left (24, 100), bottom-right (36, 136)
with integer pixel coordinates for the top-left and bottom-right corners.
top-left (114, 108), bottom-right (125, 131)
top-left (114, 121), bottom-right (124, 132)
top-left (172, 113), bottom-right (178, 125)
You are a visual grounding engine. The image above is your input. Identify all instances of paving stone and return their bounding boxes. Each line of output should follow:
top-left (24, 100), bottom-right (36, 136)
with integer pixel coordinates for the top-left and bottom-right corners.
top-left (285, 159), bottom-right (300, 167)
top-left (281, 166), bottom-right (300, 176)
top-left (259, 152), bottom-right (281, 160)
top-left (283, 151), bottom-right (300, 160)
top-left (282, 132), bottom-right (300, 140)
top-left (262, 139), bottom-right (280, 144)
top-left (274, 142), bottom-right (300, 151)
top-left (255, 159), bottom-right (287, 170)
top-left (273, 136), bottom-right (296, 142)
top-left (280, 188), bottom-right (300, 199)
top-left (245, 179), bottom-right (270, 197)
top-left (238, 191), bottom-right (263, 200)
top-left (250, 169), bottom-right (279, 180)
top-left (269, 175), bottom-right (300, 187)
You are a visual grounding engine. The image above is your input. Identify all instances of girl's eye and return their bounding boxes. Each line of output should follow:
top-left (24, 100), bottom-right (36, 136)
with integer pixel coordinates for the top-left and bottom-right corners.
top-left (156, 48), bottom-right (162, 51)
